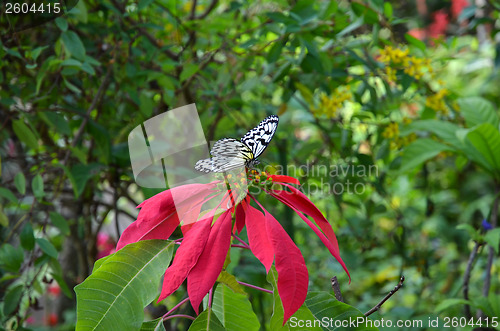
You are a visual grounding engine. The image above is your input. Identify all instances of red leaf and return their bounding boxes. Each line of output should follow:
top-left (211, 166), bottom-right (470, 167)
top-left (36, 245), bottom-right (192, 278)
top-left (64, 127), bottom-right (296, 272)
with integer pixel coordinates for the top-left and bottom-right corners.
top-left (284, 205), bottom-right (350, 281)
top-left (269, 175), bottom-right (300, 185)
top-left (116, 211), bottom-right (179, 250)
top-left (234, 195), bottom-right (249, 234)
top-left (187, 210), bottom-right (233, 314)
top-left (243, 200), bottom-right (274, 272)
top-left (117, 183), bottom-right (216, 250)
top-left (158, 217), bottom-right (213, 302)
top-left (271, 184), bottom-right (340, 252)
top-left (264, 207), bottom-right (308, 324)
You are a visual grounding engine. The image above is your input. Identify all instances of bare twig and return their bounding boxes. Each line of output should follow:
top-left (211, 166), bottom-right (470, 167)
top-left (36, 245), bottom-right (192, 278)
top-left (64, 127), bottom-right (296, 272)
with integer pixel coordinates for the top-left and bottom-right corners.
top-left (364, 276), bottom-right (405, 317)
top-left (196, 0), bottom-right (218, 19)
top-left (331, 276), bottom-right (344, 302)
top-left (479, 184), bottom-right (499, 318)
top-left (463, 241), bottom-right (481, 319)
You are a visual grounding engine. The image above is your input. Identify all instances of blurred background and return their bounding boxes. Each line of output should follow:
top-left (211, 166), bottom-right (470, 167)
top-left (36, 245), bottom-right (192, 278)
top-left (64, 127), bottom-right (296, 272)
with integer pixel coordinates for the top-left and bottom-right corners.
top-left (1, 0), bottom-right (500, 329)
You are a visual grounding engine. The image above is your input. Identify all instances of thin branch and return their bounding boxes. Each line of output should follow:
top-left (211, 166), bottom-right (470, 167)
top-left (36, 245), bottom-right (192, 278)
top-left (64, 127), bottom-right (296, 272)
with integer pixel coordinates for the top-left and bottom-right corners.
top-left (364, 276), bottom-right (405, 317)
top-left (331, 276), bottom-right (344, 302)
top-left (237, 281), bottom-right (273, 294)
top-left (231, 244), bottom-right (250, 249)
top-left (163, 314), bottom-right (195, 321)
top-left (62, 66), bottom-right (112, 166)
top-left (163, 297), bottom-right (190, 319)
top-left (189, 0), bottom-right (198, 19)
top-left (232, 234), bottom-right (250, 249)
top-left (196, 0), bottom-right (218, 19)
top-left (463, 241), bottom-right (481, 319)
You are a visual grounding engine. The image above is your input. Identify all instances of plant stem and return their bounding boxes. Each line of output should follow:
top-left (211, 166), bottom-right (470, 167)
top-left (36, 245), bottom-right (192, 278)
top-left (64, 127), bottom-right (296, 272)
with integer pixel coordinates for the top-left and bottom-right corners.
top-left (237, 281), bottom-right (273, 294)
top-left (163, 297), bottom-right (190, 319)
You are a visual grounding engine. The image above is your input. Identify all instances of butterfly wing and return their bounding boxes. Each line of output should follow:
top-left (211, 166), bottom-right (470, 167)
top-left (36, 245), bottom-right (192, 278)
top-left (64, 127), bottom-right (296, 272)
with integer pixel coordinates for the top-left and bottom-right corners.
top-left (211, 138), bottom-right (254, 160)
top-left (241, 115), bottom-right (279, 158)
top-left (195, 138), bottom-right (253, 173)
top-left (195, 156), bottom-right (247, 173)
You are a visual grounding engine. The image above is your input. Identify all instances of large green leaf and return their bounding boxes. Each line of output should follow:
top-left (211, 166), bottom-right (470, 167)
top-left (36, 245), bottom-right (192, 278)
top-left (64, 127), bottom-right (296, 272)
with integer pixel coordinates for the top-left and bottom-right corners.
top-left (399, 139), bottom-right (451, 173)
top-left (458, 97), bottom-right (499, 129)
top-left (305, 292), bottom-right (378, 330)
top-left (211, 284), bottom-right (259, 331)
top-left (140, 318), bottom-right (166, 331)
top-left (187, 308), bottom-right (225, 331)
top-left (405, 120), bottom-right (462, 150)
top-left (75, 240), bottom-right (174, 331)
top-left (465, 123), bottom-right (500, 175)
top-left (266, 267), bottom-right (322, 330)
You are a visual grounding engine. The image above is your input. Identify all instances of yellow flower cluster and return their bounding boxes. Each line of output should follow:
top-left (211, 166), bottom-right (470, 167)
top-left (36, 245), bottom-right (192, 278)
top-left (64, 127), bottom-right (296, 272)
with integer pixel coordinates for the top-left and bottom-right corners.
top-left (379, 46), bottom-right (432, 81)
top-left (313, 88), bottom-right (352, 118)
top-left (382, 122), bottom-right (399, 139)
top-left (425, 89), bottom-right (449, 115)
top-left (382, 121), bottom-right (417, 150)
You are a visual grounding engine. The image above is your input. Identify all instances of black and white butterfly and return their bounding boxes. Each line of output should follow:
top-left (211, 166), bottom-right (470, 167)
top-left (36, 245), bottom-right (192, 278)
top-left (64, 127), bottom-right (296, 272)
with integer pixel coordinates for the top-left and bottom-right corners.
top-left (195, 115), bottom-right (279, 173)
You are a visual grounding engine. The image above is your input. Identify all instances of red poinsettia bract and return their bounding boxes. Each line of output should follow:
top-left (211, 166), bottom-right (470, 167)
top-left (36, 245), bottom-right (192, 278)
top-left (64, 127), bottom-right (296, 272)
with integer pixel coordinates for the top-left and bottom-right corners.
top-left (116, 171), bottom-right (350, 323)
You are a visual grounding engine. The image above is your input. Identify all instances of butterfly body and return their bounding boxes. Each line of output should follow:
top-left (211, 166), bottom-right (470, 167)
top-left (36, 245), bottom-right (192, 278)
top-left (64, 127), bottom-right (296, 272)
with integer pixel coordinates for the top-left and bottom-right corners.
top-left (195, 115), bottom-right (279, 173)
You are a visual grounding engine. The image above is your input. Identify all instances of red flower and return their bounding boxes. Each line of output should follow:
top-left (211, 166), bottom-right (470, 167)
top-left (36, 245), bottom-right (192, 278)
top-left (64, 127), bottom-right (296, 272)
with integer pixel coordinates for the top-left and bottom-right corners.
top-left (116, 171), bottom-right (349, 323)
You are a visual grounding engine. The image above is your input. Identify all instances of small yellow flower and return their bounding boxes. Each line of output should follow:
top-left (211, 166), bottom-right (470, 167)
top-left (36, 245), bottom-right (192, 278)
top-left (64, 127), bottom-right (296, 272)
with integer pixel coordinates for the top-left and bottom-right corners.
top-left (426, 89), bottom-right (449, 115)
top-left (312, 87), bottom-right (352, 118)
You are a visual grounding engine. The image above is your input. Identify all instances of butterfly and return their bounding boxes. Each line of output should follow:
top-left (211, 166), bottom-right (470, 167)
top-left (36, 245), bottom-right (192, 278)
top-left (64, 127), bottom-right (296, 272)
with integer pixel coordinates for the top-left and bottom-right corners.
top-left (195, 115), bottom-right (279, 173)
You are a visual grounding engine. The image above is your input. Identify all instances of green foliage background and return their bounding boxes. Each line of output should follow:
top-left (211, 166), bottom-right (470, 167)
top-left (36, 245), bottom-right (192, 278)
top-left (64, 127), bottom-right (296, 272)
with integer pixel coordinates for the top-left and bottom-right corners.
top-left (1, 0), bottom-right (500, 329)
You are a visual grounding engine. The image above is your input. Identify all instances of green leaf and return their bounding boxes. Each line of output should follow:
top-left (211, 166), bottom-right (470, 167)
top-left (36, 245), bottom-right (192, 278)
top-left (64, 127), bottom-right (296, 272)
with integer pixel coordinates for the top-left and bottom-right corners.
top-left (458, 97), bottom-right (499, 128)
top-left (38, 111), bottom-right (72, 136)
top-left (187, 308), bottom-right (225, 331)
top-left (435, 298), bottom-right (471, 313)
top-left (49, 212), bottom-right (70, 235)
top-left (0, 187), bottom-right (18, 203)
top-left (405, 120), bottom-right (462, 150)
top-left (465, 123), bottom-right (500, 173)
top-left (399, 139), bottom-right (451, 172)
top-left (31, 46), bottom-right (48, 61)
top-left (36, 238), bottom-right (58, 258)
top-left (14, 172), bottom-right (26, 195)
top-left (88, 121), bottom-right (111, 164)
top-left (484, 228), bottom-right (500, 254)
top-left (212, 284), bottom-right (259, 331)
top-left (405, 33), bottom-right (426, 52)
top-left (75, 240), bottom-right (174, 330)
top-left (180, 63), bottom-right (199, 82)
top-left (51, 271), bottom-right (74, 299)
top-left (0, 207), bottom-right (8, 227)
top-left (384, 2), bottom-right (393, 20)
top-left (3, 284), bottom-right (24, 316)
top-left (216, 271), bottom-right (246, 295)
top-left (12, 119), bottom-right (38, 149)
top-left (305, 292), bottom-right (378, 330)
top-left (140, 317), bottom-right (166, 331)
top-left (55, 17), bottom-right (68, 31)
top-left (0, 243), bottom-right (25, 273)
top-left (267, 39), bottom-right (286, 63)
top-left (32, 174), bottom-right (45, 199)
top-left (61, 30), bottom-right (86, 60)
top-left (67, 163), bottom-right (102, 197)
top-left (20, 223), bottom-right (35, 250)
